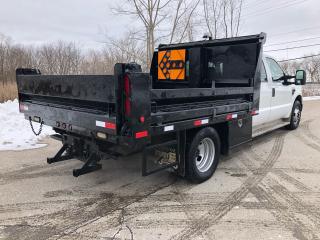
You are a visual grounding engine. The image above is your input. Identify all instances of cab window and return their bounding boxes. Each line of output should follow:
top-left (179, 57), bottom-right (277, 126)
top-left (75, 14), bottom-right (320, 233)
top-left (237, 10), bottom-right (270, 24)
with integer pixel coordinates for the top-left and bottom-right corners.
top-left (266, 58), bottom-right (284, 81)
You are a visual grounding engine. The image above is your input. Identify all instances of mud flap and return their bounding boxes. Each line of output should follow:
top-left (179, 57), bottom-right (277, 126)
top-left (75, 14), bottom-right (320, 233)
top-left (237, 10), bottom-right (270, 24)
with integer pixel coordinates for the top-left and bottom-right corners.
top-left (142, 131), bottom-right (186, 176)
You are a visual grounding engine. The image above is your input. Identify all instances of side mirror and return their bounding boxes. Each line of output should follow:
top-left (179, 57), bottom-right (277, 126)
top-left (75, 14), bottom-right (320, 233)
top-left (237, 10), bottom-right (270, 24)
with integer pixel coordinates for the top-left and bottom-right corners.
top-left (295, 70), bottom-right (306, 85)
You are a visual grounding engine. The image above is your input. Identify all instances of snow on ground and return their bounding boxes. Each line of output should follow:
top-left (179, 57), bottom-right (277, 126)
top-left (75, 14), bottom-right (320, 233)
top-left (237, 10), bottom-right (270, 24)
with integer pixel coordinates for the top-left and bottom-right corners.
top-left (0, 99), bottom-right (55, 151)
top-left (304, 96), bottom-right (320, 101)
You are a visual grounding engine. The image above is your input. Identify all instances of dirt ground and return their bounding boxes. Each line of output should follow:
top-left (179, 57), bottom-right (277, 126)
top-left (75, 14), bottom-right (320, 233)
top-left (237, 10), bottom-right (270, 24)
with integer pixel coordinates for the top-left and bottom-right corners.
top-left (1, 101), bottom-right (320, 240)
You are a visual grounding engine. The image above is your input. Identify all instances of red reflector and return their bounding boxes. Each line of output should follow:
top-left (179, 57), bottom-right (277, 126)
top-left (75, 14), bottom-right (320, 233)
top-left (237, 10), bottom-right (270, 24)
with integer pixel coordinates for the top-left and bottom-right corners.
top-left (139, 116), bottom-right (145, 123)
top-left (105, 122), bottom-right (116, 130)
top-left (194, 120), bottom-right (202, 126)
top-left (226, 114), bottom-right (233, 121)
top-left (251, 109), bottom-right (259, 116)
top-left (135, 131), bottom-right (148, 139)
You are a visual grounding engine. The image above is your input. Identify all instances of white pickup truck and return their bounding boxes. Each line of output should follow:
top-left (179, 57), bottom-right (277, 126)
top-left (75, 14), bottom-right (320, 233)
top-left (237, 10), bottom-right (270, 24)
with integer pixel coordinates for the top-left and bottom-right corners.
top-left (253, 55), bottom-right (305, 137)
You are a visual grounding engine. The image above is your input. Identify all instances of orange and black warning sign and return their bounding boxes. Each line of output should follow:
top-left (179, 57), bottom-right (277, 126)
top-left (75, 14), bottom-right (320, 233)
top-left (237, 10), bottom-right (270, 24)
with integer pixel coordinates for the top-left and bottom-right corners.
top-left (158, 49), bottom-right (186, 81)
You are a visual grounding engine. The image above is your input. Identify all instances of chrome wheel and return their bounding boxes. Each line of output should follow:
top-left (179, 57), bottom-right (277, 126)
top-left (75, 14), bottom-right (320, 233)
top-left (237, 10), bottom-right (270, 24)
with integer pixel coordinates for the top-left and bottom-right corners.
top-left (293, 105), bottom-right (301, 125)
top-left (195, 137), bottom-right (215, 173)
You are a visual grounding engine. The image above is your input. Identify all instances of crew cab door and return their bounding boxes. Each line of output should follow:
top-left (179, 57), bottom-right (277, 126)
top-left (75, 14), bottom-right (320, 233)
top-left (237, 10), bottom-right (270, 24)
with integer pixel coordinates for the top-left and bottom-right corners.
top-left (265, 57), bottom-right (293, 122)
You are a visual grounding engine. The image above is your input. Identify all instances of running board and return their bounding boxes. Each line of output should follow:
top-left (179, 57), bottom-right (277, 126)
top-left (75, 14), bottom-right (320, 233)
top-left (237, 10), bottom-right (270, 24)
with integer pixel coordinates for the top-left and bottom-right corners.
top-left (252, 121), bottom-right (289, 138)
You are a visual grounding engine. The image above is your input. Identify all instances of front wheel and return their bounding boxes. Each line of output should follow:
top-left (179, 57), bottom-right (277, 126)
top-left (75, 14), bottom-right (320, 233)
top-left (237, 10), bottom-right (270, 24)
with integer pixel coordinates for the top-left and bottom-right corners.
top-left (186, 127), bottom-right (220, 183)
top-left (286, 100), bottom-right (302, 130)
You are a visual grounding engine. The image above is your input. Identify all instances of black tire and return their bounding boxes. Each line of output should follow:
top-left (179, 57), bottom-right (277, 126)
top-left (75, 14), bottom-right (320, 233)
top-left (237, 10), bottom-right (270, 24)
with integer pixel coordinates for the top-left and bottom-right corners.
top-left (286, 100), bottom-right (302, 130)
top-left (185, 127), bottom-right (220, 183)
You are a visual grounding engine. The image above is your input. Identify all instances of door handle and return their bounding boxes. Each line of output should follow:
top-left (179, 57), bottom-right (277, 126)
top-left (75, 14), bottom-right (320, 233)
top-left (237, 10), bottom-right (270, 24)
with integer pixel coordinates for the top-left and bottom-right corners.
top-left (272, 88), bottom-right (275, 97)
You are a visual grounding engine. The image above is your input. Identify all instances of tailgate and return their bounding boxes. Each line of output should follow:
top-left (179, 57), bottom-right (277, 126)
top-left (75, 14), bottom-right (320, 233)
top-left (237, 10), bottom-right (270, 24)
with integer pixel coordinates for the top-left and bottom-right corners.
top-left (16, 69), bottom-right (119, 138)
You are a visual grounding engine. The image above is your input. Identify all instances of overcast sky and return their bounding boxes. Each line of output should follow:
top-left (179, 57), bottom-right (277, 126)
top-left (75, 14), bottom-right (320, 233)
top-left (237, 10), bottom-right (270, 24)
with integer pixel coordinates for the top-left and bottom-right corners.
top-left (1, 0), bottom-right (320, 61)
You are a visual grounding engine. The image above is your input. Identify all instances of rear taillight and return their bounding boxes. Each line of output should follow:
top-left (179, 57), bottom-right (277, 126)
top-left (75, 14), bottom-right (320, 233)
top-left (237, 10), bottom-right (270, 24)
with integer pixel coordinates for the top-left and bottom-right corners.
top-left (19, 103), bottom-right (28, 112)
top-left (124, 74), bottom-right (131, 117)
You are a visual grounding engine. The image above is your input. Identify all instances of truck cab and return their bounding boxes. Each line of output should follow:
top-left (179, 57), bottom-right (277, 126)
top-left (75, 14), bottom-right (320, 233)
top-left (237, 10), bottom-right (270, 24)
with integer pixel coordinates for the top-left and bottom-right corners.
top-left (253, 55), bottom-right (304, 137)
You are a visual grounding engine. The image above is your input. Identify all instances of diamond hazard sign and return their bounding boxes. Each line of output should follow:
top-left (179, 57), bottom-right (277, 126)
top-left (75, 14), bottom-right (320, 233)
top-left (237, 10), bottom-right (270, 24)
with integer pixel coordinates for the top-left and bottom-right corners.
top-left (158, 49), bottom-right (186, 81)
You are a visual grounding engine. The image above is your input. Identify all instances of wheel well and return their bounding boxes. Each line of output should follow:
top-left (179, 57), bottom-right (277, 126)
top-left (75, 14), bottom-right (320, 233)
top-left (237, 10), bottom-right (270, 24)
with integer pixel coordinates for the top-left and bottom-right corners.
top-left (295, 95), bottom-right (303, 109)
top-left (186, 123), bottom-right (229, 155)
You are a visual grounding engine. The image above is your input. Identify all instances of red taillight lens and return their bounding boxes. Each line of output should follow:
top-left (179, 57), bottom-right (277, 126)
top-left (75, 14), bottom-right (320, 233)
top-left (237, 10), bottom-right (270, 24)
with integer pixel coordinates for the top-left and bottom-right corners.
top-left (194, 120), bottom-right (202, 126)
top-left (124, 74), bottom-right (131, 117)
top-left (19, 103), bottom-right (28, 112)
top-left (139, 116), bottom-right (145, 123)
top-left (135, 130), bottom-right (148, 139)
top-left (226, 114), bottom-right (233, 121)
top-left (251, 109), bottom-right (259, 116)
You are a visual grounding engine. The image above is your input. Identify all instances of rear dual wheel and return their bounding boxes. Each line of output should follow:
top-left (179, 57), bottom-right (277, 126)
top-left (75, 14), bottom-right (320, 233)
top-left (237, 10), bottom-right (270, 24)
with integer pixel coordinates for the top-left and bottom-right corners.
top-left (185, 127), bottom-right (220, 183)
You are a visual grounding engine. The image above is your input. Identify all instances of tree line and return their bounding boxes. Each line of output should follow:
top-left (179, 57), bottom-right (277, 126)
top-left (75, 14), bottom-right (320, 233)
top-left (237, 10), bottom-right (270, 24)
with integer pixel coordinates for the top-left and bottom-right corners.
top-left (280, 57), bottom-right (320, 82)
top-left (0, 33), bottom-right (146, 87)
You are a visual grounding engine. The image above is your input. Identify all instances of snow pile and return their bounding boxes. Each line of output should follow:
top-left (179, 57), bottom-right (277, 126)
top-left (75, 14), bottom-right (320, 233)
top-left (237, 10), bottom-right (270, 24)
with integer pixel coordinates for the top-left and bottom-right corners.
top-left (0, 99), bottom-right (55, 151)
top-left (304, 96), bottom-right (320, 101)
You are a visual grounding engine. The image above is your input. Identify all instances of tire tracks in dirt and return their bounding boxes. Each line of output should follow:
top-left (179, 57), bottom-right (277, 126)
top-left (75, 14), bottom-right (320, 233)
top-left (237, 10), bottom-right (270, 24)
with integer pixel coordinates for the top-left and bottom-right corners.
top-left (2, 176), bottom-right (177, 240)
top-left (251, 185), bottom-right (319, 240)
top-left (243, 151), bottom-right (311, 192)
top-left (0, 163), bottom-right (74, 185)
top-left (295, 120), bottom-right (320, 153)
top-left (302, 120), bottom-right (320, 144)
top-left (243, 126), bottom-right (320, 239)
top-left (272, 169), bottom-right (311, 192)
top-left (266, 177), bottom-right (320, 228)
top-left (169, 134), bottom-right (285, 240)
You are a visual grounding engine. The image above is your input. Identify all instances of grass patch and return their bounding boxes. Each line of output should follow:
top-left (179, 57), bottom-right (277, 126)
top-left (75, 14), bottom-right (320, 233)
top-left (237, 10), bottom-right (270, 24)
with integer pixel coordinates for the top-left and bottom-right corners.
top-left (0, 83), bottom-right (18, 103)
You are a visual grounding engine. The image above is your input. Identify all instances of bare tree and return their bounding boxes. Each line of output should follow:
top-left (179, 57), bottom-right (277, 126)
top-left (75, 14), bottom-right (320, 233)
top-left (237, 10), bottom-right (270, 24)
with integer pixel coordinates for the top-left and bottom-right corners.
top-left (203, 0), bottom-right (244, 39)
top-left (36, 41), bottom-right (82, 75)
top-left (113, 0), bottom-right (172, 67)
top-left (302, 56), bottom-right (320, 82)
top-left (113, 0), bottom-right (202, 67)
top-left (203, 0), bottom-right (222, 39)
top-left (168, 0), bottom-right (200, 43)
top-left (107, 31), bottom-right (146, 67)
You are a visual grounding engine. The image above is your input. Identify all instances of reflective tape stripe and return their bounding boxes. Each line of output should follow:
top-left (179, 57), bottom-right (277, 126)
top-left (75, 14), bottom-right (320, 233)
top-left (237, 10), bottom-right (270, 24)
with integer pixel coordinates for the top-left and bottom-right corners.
top-left (194, 119), bottom-right (209, 126)
top-left (96, 121), bottom-right (116, 130)
top-left (201, 119), bottom-right (209, 124)
top-left (96, 121), bottom-right (105, 127)
top-left (164, 125), bottom-right (174, 132)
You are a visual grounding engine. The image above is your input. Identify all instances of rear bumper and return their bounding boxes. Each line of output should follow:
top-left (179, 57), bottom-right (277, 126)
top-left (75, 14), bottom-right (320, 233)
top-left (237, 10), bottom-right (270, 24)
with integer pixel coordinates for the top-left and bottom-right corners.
top-left (21, 101), bottom-right (149, 150)
top-left (21, 101), bottom-right (117, 141)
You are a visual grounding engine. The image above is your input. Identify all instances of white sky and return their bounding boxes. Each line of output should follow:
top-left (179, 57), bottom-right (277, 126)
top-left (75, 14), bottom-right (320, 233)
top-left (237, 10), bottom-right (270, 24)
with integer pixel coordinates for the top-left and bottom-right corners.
top-left (0, 0), bottom-right (320, 61)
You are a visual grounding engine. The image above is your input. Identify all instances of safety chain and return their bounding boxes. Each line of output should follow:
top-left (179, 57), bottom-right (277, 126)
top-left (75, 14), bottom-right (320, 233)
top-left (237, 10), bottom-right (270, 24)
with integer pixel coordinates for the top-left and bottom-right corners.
top-left (29, 117), bottom-right (44, 136)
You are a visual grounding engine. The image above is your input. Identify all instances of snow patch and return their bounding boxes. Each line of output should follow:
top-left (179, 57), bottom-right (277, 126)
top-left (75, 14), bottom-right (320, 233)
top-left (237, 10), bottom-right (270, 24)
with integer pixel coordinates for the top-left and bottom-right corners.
top-left (0, 99), bottom-right (55, 151)
top-left (304, 96), bottom-right (320, 101)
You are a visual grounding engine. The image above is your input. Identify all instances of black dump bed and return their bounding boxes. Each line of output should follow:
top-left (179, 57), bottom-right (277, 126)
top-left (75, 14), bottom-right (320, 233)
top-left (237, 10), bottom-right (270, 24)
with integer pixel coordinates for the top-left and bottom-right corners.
top-left (16, 63), bottom-right (150, 146)
top-left (17, 73), bottom-right (117, 131)
top-left (16, 33), bottom-right (266, 149)
top-left (17, 73), bottom-right (116, 112)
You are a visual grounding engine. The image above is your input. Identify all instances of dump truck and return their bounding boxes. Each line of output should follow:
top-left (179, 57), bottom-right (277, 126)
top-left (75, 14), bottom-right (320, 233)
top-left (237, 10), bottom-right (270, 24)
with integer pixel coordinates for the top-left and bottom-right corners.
top-left (16, 33), bottom-right (306, 182)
